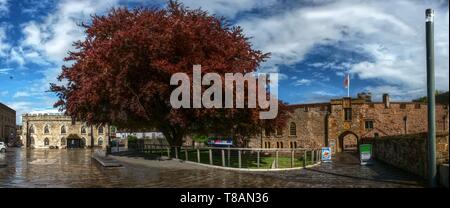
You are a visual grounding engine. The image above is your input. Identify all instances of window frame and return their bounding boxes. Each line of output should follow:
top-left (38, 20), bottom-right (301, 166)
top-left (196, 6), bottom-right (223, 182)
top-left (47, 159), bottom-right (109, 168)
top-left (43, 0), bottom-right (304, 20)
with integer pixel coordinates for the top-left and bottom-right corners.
top-left (364, 120), bottom-right (374, 130)
top-left (289, 122), bottom-right (297, 136)
top-left (344, 108), bottom-right (352, 121)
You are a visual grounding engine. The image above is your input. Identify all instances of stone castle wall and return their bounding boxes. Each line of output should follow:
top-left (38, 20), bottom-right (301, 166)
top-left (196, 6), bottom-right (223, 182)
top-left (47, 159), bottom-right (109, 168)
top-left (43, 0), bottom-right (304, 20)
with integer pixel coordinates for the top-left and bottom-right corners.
top-left (328, 100), bottom-right (448, 153)
top-left (248, 95), bottom-right (449, 153)
top-left (361, 132), bottom-right (449, 178)
top-left (248, 104), bottom-right (328, 149)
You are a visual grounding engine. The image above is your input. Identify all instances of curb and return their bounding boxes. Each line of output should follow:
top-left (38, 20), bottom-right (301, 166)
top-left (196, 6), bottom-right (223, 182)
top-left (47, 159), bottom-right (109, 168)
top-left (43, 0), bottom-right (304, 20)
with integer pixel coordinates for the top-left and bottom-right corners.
top-left (171, 158), bottom-right (321, 172)
top-left (92, 155), bottom-right (122, 167)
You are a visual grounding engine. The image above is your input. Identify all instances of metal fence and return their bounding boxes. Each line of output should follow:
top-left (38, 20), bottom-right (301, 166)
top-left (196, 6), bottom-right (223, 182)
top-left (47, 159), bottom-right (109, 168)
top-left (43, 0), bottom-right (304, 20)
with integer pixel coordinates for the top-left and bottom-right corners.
top-left (129, 143), bottom-right (322, 169)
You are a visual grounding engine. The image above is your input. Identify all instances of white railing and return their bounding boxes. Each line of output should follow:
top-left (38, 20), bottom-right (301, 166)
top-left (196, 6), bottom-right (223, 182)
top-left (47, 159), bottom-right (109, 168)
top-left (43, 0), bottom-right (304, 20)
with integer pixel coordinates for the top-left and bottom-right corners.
top-left (128, 144), bottom-right (322, 170)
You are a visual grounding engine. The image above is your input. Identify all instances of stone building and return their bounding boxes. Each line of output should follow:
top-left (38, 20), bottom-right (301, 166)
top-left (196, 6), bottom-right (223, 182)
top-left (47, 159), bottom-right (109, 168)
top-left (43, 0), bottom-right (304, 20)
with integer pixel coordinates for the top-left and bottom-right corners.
top-left (0, 102), bottom-right (16, 144)
top-left (21, 113), bottom-right (115, 149)
top-left (250, 93), bottom-right (449, 153)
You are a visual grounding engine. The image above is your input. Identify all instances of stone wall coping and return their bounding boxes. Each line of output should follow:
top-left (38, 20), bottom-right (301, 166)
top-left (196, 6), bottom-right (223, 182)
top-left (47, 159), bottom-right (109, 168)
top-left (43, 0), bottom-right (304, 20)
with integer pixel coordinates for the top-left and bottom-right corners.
top-left (362, 132), bottom-right (449, 141)
top-left (22, 113), bottom-right (66, 116)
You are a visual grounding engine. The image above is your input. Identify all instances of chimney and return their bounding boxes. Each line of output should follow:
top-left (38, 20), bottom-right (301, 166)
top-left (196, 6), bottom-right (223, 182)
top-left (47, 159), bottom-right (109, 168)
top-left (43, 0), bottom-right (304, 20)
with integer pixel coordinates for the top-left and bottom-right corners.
top-left (383, 93), bottom-right (390, 108)
top-left (357, 92), bottom-right (372, 102)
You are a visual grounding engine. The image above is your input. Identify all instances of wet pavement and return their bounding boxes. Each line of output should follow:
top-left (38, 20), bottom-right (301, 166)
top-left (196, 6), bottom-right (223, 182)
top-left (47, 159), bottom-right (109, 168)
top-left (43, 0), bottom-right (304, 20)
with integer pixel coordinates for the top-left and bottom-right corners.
top-left (0, 148), bottom-right (424, 188)
top-left (258, 152), bottom-right (425, 188)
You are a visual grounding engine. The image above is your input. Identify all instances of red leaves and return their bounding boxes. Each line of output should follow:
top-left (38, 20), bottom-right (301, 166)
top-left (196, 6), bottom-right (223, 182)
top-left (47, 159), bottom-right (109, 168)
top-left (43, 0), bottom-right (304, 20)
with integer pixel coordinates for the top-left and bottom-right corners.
top-left (51, 1), bottom-right (287, 144)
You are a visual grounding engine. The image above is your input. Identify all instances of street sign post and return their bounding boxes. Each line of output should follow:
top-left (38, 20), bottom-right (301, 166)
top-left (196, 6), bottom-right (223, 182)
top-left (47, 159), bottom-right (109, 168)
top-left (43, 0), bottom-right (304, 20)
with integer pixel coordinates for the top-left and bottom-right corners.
top-left (359, 144), bottom-right (373, 165)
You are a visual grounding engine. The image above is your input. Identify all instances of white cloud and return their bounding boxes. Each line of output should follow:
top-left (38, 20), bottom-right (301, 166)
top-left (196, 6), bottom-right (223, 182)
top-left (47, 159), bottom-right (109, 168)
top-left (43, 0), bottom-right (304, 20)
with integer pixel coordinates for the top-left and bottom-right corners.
top-left (0, 26), bottom-right (10, 57)
top-left (8, 48), bottom-right (26, 66)
top-left (313, 90), bottom-right (336, 97)
top-left (4, 0), bottom-right (449, 121)
top-left (19, 0), bottom-right (120, 65)
top-left (181, 0), bottom-right (277, 18)
top-left (0, 67), bottom-right (12, 74)
top-left (239, 0), bottom-right (449, 98)
top-left (13, 91), bottom-right (32, 98)
top-left (4, 101), bottom-right (34, 124)
top-left (0, 0), bottom-right (8, 16)
top-left (7, 0), bottom-right (121, 122)
top-left (28, 109), bottom-right (60, 115)
top-left (295, 78), bottom-right (313, 86)
top-left (364, 85), bottom-right (425, 102)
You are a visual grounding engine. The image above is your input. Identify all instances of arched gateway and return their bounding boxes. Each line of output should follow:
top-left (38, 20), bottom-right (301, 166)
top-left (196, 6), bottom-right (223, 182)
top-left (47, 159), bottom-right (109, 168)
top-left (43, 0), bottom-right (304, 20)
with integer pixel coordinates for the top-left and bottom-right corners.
top-left (66, 134), bottom-right (84, 149)
top-left (338, 131), bottom-right (359, 153)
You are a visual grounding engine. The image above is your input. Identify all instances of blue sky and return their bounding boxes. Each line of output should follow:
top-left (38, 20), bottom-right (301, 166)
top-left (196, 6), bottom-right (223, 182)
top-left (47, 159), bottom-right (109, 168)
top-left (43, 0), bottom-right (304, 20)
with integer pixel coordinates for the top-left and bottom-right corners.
top-left (0, 0), bottom-right (449, 124)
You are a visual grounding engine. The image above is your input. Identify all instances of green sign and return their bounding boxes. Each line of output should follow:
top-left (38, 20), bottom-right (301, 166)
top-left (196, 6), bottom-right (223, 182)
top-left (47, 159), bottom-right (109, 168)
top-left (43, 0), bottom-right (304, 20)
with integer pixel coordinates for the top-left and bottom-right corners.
top-left (359, 144), bottom-right (372, 165)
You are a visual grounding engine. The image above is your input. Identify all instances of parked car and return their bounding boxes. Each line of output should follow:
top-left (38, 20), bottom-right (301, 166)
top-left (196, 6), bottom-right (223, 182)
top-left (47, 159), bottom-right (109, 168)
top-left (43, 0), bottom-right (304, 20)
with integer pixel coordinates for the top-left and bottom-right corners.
top-left (0, 142), bottom-right (6, 153)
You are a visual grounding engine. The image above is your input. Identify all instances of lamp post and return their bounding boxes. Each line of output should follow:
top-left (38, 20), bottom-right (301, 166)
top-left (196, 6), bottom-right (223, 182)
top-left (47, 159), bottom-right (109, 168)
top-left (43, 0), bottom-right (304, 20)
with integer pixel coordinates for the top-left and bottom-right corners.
top-left (425, 8), bottom-right (437, 188)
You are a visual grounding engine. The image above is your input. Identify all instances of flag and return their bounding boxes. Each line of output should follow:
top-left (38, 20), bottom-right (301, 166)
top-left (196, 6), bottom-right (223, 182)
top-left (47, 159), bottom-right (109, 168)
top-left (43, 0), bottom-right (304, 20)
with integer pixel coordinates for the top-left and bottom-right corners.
top-left (344, 73), bottom-right (349, 89)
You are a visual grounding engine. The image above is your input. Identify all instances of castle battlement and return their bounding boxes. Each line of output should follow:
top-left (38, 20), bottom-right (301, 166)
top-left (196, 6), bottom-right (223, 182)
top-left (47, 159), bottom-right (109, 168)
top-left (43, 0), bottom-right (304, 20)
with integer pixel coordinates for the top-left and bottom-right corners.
top-left (22, 113), bottom-right (66, 117)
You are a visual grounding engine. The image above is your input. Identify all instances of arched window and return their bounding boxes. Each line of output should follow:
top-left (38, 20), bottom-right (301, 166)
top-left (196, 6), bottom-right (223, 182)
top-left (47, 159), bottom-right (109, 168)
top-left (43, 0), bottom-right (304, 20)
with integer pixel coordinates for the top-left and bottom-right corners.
top-left (81, 126), bottom-right (86, 134)
top-left (264, 128), bottom-right (271, 137)
top-left (98, 126), bottom-right (104, 134)
top-left (44, 125), bottom-right (50, 134)
top-left (44, 138), bottom-right (49, 146)
top-left (289, 141), bottom-right (297, 148)
top-left (29, 125), bottom-right (35, 134)
top-left (61, 137), bottom-right (66, 146)
top-left (98, 137), bottom-right (103, 146)
top-left (276, 127), bottom-right (283, 136)
top-left (61, 126), bottom-right (66, 134)
top-left (276, 142), bottom-right (283, 148)
top-left (289, 122), bottom-right (297, 136)
top-left (444, 115), bottom-right (447, 131)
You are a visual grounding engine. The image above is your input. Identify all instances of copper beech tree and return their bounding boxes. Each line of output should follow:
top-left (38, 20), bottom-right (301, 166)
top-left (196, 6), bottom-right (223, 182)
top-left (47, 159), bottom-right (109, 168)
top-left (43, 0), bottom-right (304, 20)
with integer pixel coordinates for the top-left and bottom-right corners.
top-left (51, 1), bottom-right (289, 146)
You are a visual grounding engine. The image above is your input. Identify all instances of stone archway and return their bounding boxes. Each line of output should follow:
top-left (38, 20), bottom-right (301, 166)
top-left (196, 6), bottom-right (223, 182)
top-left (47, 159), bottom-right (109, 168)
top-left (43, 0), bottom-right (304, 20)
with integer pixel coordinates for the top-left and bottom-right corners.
top-left (60, 137), bottom-right (66, 148)
top-left (338, 131), bottom-right (359, 153)
top-left (66, 134), bottom-right (83, 149)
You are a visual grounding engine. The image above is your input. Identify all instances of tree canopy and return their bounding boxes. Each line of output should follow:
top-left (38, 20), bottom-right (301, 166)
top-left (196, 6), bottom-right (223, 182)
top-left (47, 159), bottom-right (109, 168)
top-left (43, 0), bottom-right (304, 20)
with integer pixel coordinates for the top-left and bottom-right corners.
top-left (51, 1), bottom-right (288, 146)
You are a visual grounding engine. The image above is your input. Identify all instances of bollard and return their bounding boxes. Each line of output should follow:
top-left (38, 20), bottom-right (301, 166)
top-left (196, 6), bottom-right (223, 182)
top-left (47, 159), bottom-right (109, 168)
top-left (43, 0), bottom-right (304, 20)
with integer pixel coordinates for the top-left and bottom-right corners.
top-left (175, 147), bottom-right (178, 159)
top-left (222, 149), bottom-right (226, 167)
top-left (257, 151), bottom-right (260, 168)
top-left (318, 150), bottom-right (321, 162)
top-left (276, 151), bottom-right (279, 168)
top-left (167, 147), bottom-right (170, 158)
top-left (227, 148), bottom-right (230, 167)
top-left (238, 150), bottom-right (242, 168)
top-left (209, 149), bottom-right (213, 165)
top-left (185, 148), bottom-right (188, 161)
top-left (303, 150), bottom-right (307, 167)
top-left (291, 149), bottom-right (294, 168)
top-left (197, 148), bottom-right (201, 163)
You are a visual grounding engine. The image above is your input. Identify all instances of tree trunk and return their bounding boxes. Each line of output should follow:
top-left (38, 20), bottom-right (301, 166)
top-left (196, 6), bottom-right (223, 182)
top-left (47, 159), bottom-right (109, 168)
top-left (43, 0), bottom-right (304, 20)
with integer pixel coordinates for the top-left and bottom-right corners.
top-left (160, 123), bottom-right (184, 147)
top-left (90, 126), bottom-right (94, 148)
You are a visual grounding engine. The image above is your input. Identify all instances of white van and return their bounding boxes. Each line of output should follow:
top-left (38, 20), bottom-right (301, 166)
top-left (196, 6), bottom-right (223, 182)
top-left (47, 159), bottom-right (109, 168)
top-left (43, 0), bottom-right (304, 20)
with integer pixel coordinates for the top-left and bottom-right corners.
top-left (0, 142), bottom-right (6, 153)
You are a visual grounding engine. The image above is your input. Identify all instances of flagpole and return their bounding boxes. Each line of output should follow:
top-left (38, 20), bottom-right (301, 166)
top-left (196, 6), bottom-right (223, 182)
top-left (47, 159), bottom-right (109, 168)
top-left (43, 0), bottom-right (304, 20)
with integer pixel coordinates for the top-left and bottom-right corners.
top-left (347, 73), bottom-right (350, 97)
